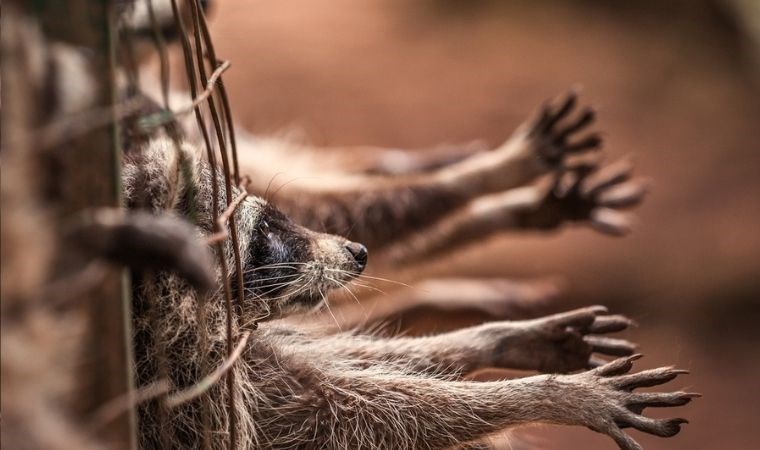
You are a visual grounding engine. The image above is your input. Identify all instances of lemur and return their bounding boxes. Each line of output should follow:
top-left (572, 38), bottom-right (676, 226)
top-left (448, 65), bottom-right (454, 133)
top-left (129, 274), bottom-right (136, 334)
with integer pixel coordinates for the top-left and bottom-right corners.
top-left (3, 2), bottom-right (694, 449)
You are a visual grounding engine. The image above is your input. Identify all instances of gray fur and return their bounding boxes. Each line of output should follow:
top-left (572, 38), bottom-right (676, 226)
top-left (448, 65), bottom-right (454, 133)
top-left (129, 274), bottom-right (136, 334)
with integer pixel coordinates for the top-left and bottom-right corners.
top-left (129, 135), bottom-right (693, 450)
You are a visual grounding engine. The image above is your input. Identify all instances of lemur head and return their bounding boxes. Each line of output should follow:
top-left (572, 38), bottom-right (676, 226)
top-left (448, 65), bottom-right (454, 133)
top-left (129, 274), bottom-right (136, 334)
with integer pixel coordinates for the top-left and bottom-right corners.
top-left (123, 126), bottom-right (367, 320)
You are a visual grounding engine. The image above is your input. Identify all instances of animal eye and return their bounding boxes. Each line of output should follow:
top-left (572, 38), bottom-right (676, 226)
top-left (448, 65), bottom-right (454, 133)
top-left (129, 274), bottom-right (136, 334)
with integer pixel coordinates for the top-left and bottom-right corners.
top-left (259, 220), bottom-right (270, 235)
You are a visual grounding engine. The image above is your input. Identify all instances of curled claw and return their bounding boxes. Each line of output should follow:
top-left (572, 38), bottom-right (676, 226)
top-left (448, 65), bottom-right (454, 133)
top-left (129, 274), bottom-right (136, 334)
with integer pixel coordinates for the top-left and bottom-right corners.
top-left (518, 156), bottom-right (647, 236)
top-left (583, 356), bottom-right (696, 449)
top-left (617, 414), bottom-right (689, 437)
top-left (518, 306), bottom-right (636, 372)
top-left (594, 354), bottom-right (643, 376)
top-left (613, 367), bottom-right (689, 391)
top-left (627, 391), bottom-right (701, 411)
top-left (544, 304), bottom-right (608, 329)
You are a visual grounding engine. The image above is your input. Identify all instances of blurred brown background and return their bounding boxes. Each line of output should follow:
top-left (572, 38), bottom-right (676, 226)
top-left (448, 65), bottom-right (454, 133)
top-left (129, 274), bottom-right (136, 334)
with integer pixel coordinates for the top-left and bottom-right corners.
top-left (201, 0), bottom-right (759, 448)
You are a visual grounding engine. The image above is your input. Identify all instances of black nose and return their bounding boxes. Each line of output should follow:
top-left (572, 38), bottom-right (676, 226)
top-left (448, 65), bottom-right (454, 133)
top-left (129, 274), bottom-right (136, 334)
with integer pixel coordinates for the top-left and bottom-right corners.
top-left (344, 242), bottom-right (368, 269)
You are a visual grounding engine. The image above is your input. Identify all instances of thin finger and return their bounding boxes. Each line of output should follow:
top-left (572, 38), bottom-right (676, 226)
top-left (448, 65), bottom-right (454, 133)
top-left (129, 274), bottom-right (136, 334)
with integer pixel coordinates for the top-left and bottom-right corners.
top-left (589, 315), bottom-right (636, 334)
top-left (546, 305), bottom-right (608, 328)
top-left (597, 178), bottom-right (651, 208)
top-left (614, 367), bottom-right (689, 390)
top-left (585, 336), bottom-right (637, 356)
top-left (566, 133), bottom-right (603, 153)
top-left (580, 158), bottom-right (634, 197)
top-left (588, 356), bottom-right (609, 369)
top-left (564, 150), bottom-right (605, 171)
top-left (559, 108), bottom-right (596, 139)
top-left (554, 171), bottom-right (580, 198)
top-left (628, 391), bottom-right (701, 409)
top-left (618, 414), bottom-right (688, 438)
top-left (594, 354), bottom-right (642, 376)
top-left (605, 424), bottom-right (643, 450)
top-left (589, 208), bottom-right (633, 236)
top-left (544, 91), bottom-right (579, 131)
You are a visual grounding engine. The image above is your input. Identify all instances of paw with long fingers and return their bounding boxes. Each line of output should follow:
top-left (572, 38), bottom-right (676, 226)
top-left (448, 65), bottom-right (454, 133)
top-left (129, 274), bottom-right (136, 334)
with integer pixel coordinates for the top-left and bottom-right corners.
top-left (507, 90), bottom-right (602, 168)
top-left (519, 158), bottom-right (650, 236)
top-left (552, 355), bottom-right (698, 450)
top-left (477, 305), bottom-right (636, 373)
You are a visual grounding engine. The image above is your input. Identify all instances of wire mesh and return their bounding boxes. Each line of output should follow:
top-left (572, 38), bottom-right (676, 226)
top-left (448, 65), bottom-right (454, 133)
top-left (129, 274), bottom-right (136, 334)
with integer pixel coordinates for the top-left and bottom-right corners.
top-left (120, 1), bottom-right (251, 448)
top-left (6, 1), bottom-right (252, 447)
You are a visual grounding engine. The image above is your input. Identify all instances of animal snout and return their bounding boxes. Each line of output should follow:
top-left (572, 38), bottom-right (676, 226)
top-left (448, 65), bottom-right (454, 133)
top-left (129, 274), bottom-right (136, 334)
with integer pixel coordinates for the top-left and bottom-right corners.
top-left (344, 241), bottom-right (368, 270)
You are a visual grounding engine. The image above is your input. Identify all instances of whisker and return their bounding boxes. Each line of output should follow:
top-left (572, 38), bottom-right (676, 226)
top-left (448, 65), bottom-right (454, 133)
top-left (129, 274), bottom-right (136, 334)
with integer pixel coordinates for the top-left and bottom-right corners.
top-left (334, 279), bottom-right (364, 307)
top-left (353, 274), bottom-right (414, 288)
top-left (323, 275), bottom-right (371, 303)
top-left (319, 287), bottom-right (342, 331)
top-left (244, 273), bottom-right (302, 284)
top-left (322, 268), bottom-right (396, 294)
top-left (242, 265), bottom-right (304, 274)
top-left (243, 261), bottom-right (310, 271)
top-left (346, 280), bottom-right (388, 296)
top-left (263, 276), bottom-right (312, 301)
top-left (248, 276), bottom-right (306, 298)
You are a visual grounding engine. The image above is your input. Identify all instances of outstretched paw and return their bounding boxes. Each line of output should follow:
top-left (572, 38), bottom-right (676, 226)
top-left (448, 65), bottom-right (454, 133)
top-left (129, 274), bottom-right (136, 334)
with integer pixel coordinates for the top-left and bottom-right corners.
top-left (526, 90), bottom-right (602, 166)
top-left (565, 355), bottom-right (698, 450)
top-left (483, 305), bottom-right (636, 373)
top-left (519, 157), bottom-right (650, 236)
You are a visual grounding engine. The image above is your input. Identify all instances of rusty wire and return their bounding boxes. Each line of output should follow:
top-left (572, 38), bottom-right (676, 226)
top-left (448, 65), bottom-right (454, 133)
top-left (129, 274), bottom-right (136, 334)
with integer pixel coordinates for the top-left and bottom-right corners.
top-left (8, 0), bottom-right (251, 448)
top-left (170, 1), bottom-right (249, 448)
top-left (109, 1), bottom-right (252, 448)
top-left (87, 379), bottom-right (173, 434)
top-left (164, 331), bottom-right (252, 408)
top-left (36, 60), bottom-right (231, 150)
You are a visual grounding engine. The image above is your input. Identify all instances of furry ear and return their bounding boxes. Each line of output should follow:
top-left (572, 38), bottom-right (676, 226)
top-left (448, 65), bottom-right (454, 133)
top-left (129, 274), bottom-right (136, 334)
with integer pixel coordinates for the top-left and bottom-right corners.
top-left (122, 133), bottom-right (200, 213)
top-left (117, 0), bottom-right (215, 60)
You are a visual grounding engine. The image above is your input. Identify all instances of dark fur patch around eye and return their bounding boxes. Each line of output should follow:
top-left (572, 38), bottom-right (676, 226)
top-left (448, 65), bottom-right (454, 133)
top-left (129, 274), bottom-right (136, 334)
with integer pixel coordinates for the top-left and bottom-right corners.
top-left (233, 203), bottom-right (313, 301)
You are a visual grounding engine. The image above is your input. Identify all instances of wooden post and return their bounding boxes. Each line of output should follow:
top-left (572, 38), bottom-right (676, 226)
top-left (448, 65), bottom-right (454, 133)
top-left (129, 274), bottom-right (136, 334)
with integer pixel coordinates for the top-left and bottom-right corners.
top-left (29, 1), bottom-right (138, 448)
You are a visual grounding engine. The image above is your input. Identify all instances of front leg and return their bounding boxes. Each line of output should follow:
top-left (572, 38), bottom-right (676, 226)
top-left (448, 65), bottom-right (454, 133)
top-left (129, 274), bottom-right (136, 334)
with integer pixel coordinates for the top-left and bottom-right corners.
top-left (434, 90), bottom-right (602, 196)
top-left (254, 91), bottom-right (601, 250)
top-left (517, 157), bottom-right (650, 236)
top-left (258, 354), bottom-right (695, 449)
top-left (287, 306), bottom-right (634, 376)
top-left (380, 158), bottom-right (648, 264)
top-left (310, 277), bottom-right (561, 333)
top-left (476, 305), bottom-right (636, 373)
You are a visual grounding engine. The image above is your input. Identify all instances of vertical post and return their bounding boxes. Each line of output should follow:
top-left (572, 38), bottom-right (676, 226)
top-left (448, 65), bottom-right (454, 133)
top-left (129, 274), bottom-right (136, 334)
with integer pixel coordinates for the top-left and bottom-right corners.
top-left (33, 1), bottom-right (137, 448)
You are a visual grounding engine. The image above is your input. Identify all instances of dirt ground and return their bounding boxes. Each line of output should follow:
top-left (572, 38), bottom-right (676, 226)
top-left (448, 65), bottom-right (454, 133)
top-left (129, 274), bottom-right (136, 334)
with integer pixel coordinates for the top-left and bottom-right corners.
top-left (196, 0), bottom-right (760, 447)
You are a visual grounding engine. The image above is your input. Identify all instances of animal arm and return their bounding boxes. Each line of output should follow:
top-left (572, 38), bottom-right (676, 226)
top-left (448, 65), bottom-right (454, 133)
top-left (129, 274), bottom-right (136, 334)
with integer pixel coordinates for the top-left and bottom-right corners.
top-left (253, 353), bottom-right (692, 450)
top-left (308, 277), bottom-right (561, 333)
top-left (286, 328), bottom-right (486, 376)
top-left (244, 92), bottom-right (599, 249)
top-left (283, 306), bottom-right (636, 377)
top-left (295, 140), bottom-right (489, 176)
top-left (380, 158), bottom-right (648, 264)
top-left (261, 133), bottom-right (545, 249)
top-left (379, 184), bottom-right (541, 264)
